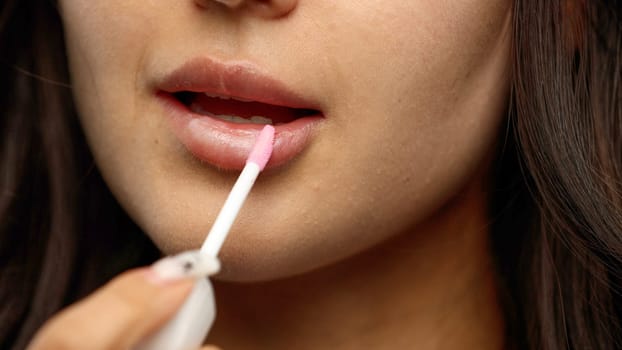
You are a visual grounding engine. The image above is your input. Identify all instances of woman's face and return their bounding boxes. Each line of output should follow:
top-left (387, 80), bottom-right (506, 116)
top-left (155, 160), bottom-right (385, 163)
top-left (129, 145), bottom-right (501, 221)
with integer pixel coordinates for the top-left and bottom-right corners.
top-left (59, 1), bottom-right (511, 281)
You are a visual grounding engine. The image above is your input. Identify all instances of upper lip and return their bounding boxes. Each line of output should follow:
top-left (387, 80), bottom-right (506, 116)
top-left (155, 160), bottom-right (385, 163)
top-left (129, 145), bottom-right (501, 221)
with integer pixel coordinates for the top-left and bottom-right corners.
top-left (157, 57), bottom-right (321, 111)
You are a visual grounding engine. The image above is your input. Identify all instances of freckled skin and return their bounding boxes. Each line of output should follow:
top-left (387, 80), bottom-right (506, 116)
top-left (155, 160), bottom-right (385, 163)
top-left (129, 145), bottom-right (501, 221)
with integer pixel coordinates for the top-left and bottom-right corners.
top-left (59, 1), bottom-right (511, 281)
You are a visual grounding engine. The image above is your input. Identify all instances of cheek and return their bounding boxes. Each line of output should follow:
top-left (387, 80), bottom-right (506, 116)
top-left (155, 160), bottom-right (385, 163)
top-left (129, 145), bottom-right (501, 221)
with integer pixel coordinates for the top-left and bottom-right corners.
top-left (307, 1), bottom-right (511, 167)
top-left (307, 2), bottom-right (511, 200)
top-left (60, 5), bottom-right (152, 161)
top-left (60, 0), bottom-right (166, 141)
top-left (283, 1), bottom-right (511, 253)
top-left (59, 1), bottom-right (172, 226)
top-left (60, 1), bottom-right (154, 82)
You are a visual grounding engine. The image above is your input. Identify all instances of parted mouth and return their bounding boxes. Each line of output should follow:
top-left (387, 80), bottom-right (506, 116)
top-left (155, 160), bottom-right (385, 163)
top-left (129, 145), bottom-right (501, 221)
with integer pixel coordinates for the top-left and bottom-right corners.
top-left (156, 57), bottom-right (325, 170)
top-left (172, 91), bottom-right (320, 125)
top-left (157, 57), bottom-right (324, 127)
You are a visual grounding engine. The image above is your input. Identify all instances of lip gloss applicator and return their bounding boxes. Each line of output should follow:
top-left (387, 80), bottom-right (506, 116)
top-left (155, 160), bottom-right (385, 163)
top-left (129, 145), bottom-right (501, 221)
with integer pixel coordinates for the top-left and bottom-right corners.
top-left (137, 125), bottom-right (275, 350)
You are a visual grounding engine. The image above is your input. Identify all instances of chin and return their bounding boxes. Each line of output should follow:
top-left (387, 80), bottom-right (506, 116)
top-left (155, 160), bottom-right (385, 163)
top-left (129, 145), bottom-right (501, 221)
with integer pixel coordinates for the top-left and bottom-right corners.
top-left (144, 223), bottom-right (313, 282)
top-left (203, 234), bottom-right (322, 283)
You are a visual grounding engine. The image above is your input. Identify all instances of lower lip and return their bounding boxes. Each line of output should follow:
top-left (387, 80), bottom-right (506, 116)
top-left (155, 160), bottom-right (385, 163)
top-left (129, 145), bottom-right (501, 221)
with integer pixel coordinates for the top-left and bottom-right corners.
top-left (157, 92), bottom-right (324, 170)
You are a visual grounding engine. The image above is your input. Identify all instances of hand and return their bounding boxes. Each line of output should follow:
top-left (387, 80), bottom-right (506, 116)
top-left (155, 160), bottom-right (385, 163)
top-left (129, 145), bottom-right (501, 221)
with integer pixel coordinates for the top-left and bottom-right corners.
top-left (27, 266), bottom-right (221, 350)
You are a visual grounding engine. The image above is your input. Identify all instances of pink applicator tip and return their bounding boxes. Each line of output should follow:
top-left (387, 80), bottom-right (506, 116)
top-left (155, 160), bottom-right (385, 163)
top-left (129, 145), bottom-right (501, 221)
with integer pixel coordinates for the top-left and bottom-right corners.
top-left (246, 125), bottom-right (275, 171)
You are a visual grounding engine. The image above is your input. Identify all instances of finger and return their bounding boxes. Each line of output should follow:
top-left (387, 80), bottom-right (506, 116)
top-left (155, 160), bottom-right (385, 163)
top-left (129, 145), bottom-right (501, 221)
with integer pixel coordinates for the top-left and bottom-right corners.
top-left (28, 268), bottom-right (194, 350)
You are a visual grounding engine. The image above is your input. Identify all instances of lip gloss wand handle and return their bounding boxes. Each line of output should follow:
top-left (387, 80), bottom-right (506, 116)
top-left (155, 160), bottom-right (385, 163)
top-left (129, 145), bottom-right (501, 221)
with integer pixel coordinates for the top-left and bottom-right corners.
top-left (136, 125), bottom-right (275, 350)
top-left (136, 275), bottom-right (216, 350)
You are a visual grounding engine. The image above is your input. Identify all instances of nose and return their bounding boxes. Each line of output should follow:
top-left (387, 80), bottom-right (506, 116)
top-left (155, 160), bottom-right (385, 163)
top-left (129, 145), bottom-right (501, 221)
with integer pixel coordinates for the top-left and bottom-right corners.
top-left (200, 0), bottom-right (298, 18)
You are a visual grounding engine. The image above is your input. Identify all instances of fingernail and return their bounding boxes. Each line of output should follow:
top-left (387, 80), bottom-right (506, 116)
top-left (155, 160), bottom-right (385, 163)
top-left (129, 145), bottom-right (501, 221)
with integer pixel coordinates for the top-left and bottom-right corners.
top-left (146, 250), bottom-right (221, 285)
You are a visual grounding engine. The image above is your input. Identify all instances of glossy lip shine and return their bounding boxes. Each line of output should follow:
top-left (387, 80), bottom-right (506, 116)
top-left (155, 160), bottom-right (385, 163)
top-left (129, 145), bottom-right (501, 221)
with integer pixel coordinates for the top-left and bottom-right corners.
top-left (156, 57), bottom-right (324, 170)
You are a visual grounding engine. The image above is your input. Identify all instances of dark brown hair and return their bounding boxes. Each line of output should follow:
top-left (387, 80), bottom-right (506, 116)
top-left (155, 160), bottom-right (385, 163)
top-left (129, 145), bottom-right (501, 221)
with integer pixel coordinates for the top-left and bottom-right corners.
top-left (0, 1), bottom-right (160, 348)
top-left (1, 0), bottom-right (621, 349)
top-left (491, 0), bottom-right (622, 348)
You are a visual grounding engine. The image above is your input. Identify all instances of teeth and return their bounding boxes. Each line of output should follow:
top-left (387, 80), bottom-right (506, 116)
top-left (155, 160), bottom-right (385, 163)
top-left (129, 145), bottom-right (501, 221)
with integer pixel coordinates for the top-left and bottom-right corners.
top-left (190, 102), bottom-right (273, 125)
top-left (213, 114), bottom-right (251, 124)
top-left (211, 115), bottom-right (273, 125)
top-left (190, 103), bottom-right (210, 115)
top-left (232, 96), bottom-right (254, 102)
top-left (204, 92), bottom-right (253, 103)
top-left (213, 114), bottom-right (273, 125)
top-left (249, 116), bottom-right (274, 125)
top-left (204, 92), bottom-right (230, 100)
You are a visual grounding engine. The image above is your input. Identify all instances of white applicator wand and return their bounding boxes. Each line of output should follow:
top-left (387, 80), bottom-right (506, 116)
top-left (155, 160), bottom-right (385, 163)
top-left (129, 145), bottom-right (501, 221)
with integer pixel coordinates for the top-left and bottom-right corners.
top-left (137, 125), bottom-right (275, 350)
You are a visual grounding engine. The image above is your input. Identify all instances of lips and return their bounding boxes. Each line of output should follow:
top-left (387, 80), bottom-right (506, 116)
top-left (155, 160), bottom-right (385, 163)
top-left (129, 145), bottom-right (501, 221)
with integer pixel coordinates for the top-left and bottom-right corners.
top-left (156, 57), bottom-right (324, 170)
